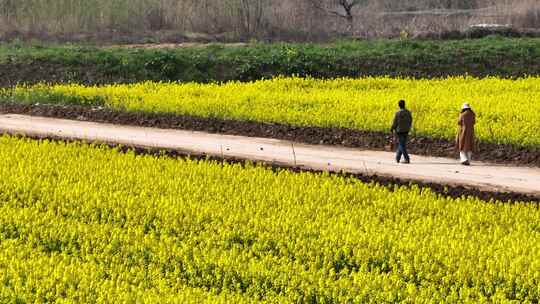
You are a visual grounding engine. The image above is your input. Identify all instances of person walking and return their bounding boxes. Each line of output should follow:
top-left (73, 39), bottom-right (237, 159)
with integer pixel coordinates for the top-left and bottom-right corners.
top-left (456, 103), bottom-right (476, 166)
top-left (391, 100), bottom-right (413, 164)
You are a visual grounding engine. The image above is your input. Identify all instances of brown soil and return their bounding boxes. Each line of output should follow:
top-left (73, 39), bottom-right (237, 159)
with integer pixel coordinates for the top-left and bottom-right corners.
top-left (0, 62), bottom-right (109, 87)
top-left (1, 102), bottom-right (539, 168)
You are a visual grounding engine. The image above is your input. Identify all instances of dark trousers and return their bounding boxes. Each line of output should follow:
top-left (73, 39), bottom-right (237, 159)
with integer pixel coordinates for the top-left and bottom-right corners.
top-left (396, 133), bottom-right (410, 162)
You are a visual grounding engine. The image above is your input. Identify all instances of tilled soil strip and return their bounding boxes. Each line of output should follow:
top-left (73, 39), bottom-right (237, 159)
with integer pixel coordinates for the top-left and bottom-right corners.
top-left (1, 102), bottom-right (539, 167)
top-left (1, 113), bottom-right (539, 203)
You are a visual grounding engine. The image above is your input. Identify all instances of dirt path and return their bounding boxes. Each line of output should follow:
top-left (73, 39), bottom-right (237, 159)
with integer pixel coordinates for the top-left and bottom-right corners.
top-left (1, 114), bottom-right (539, 198)
top-left (2, 103), bottom-right (538, 167)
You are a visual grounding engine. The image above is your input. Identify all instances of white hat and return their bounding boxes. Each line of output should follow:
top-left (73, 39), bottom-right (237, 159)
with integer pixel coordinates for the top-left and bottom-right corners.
top-left (461, 103), bottom-right (471, 110)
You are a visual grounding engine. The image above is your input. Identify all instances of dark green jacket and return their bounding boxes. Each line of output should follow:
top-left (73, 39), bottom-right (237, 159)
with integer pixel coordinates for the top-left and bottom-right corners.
top-left (391, 108), bottom-right (413, 134)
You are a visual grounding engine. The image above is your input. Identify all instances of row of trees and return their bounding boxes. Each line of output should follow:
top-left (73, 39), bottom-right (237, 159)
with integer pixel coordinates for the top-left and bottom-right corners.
top-left (0, 0), bottom-right (538, 41)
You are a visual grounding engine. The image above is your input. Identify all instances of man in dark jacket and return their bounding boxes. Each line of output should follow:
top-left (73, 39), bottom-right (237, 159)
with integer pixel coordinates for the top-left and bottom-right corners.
top-left (391, 100), bottom-right (413, 164)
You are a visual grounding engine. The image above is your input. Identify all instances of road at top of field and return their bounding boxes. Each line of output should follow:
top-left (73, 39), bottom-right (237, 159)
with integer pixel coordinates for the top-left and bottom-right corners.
top-left (1, 102), bottom-right (539, 168)
top-left (1, 114), bottom-right (539, 199)
top-left (2, 76), bottom-right (540, 167)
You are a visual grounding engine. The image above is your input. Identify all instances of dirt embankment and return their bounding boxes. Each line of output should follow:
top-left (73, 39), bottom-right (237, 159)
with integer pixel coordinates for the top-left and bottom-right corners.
top-left (0, 61), bottom-right (109, 87)
top-left (1, 102), bottom-right (539, 168)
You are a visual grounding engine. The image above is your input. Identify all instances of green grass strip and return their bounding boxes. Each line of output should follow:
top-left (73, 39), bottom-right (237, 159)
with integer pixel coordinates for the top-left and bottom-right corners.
top-left (0, 37), bottom-right (539, 84)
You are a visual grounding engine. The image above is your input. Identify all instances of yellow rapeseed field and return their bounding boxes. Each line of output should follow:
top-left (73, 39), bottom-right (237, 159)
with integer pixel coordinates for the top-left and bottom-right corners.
top-left (0, 136), bottom-right (539, 303)
top-left (2, 77), bottom-right (540, 146)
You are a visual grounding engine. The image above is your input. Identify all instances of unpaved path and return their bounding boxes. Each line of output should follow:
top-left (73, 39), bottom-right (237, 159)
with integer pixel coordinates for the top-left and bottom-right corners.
top-left (1, 114), bottom-right (539, 198)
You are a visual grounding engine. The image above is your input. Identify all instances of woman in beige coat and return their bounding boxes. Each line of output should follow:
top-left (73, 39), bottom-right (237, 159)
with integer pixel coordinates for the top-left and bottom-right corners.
top-left (456, 103), bottom-right (476, 166)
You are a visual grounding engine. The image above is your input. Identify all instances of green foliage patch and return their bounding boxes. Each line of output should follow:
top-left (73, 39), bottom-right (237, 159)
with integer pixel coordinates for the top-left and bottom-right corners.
top-left (0, 37), bottom-right (539, 86)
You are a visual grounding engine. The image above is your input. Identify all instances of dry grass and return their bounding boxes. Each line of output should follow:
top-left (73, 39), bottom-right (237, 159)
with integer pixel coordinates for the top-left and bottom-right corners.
top-left (0, 0), bottom-right (538, 42)
top-left (511, 0), bottom-right (540, 28)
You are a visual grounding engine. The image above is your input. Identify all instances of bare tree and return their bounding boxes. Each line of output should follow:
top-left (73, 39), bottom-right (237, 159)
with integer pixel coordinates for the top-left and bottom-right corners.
top-left (222, 0), bottom-right (269, 39)
top-left (307, 0), bottom-right (369, 31)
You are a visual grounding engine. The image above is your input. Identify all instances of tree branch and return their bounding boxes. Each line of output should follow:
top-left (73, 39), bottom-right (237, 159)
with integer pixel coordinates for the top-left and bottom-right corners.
top-left (307, 0), bottom-right (349, 19)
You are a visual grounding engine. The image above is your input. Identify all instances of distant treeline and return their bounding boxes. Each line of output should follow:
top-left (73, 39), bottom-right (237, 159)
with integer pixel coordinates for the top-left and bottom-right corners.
top-left (0, 0), bottom-right (539, 42)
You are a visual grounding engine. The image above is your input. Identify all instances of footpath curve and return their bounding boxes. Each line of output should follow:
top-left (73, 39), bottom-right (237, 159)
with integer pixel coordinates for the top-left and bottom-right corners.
top-left (1, 114), bottom-right (539, 198)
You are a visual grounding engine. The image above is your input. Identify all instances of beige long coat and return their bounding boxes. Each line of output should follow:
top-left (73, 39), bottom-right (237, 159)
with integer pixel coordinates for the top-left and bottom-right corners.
top-left (456, 110), bottom-right (476, 152)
